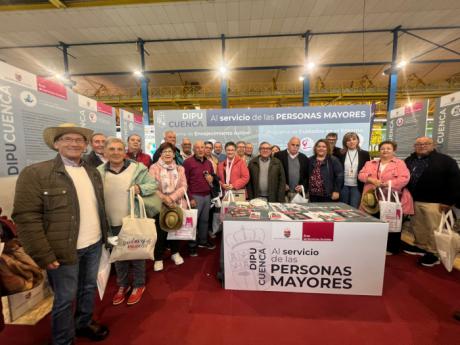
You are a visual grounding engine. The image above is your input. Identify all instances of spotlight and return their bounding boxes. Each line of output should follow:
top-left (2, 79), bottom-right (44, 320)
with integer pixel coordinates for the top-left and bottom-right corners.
top-left (133, 70), bottom-right (143, 77)
top-left (307, 62), bottom-right (315, 71)
top-left (219, 65), bottom-right (228, 76)
top-left (298, 76), bottom-right (305, 82)
top-left (397, 60), bottom-right (407, 69)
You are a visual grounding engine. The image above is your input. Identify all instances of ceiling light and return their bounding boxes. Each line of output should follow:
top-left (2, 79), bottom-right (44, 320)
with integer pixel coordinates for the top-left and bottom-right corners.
top-left (133, 70), bottom-right (143, 77)
top-left (219, 65), bottom-right (228, 76)
top-left (298, 76), bottom-right (305, 82)
top-left (397, 60), bottom-right (407, 69)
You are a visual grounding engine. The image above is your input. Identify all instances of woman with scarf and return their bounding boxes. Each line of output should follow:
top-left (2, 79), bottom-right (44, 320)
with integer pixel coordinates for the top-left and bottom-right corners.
top-left (149, 142), bottom-right (188, 272)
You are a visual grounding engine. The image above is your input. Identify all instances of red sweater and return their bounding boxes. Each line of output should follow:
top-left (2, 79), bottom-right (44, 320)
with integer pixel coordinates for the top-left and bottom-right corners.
top-left (127, 150), bottom-right (152, 169)
top-left (183, 155), bottom-right (214, 197)
top-left (217, 156), bottom-right (250, 190)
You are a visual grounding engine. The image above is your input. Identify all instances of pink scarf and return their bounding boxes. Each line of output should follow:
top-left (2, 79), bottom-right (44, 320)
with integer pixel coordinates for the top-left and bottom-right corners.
top-left (158, 158), bottom-right (179, 194)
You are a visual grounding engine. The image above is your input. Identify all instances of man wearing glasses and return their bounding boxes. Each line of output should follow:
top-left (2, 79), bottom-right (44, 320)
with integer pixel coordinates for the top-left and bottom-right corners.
top-left (404, 136), bottom-right (460, 267)
top-left (13, 123), bottom-right (109, 345)
top-left (247, 142), bottom-right (286, 202)
top-left (274, 136), bottom-right (310, 202)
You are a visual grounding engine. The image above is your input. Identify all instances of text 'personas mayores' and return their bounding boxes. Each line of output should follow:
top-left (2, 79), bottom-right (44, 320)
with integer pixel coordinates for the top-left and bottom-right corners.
top-left (248, 247), bottom-right (353, 289)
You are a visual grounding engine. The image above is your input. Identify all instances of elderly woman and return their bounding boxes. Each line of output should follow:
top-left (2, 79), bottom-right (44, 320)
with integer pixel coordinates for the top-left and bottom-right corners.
top-left (149, 142), bottom-right (188, 272)
top-left (98, 137), bottom-right (158, 306)
top-left (217, 141), bottom-right (250, 198)
top-left (358, 140), bottom-right (413, 254)
top-left (308, 139), bottom-right (344, 202)
top-left (338, 132), bottom-right (371, 208)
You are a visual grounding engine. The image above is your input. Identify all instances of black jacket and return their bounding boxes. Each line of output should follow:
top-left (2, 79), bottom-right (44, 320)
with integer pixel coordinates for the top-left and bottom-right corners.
top-left (274, 149), bottom-right (310, 193)
top-left (83, 151), bottom-right (104, 168)
top-left (152, 145), bottom-right (183, 165)
top-left (308, 155), bottom-right (344, 197)
top-left (405, 150), bottom-right (460, 205)
top-left (338, 149), bottom-right (371, 192)
top-left (247, 156), bottom-right (286, 202)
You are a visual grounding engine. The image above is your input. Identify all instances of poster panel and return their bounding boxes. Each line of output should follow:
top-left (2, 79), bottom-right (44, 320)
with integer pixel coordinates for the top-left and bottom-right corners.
top-left (432, 91), bottom-right (460, 164)
top-left (223, 220), bottom-right (388, 296)
top-left (386, 100), bottom-right (428, 158)
top-left (154, 105), bottom-right (372, 156)
top-left (120, 109), bottom-right (145, 149)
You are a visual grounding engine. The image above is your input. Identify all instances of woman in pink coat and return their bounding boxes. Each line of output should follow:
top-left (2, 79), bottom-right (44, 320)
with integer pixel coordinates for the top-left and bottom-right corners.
top-left (217, 141), bottom-right (250, 197)
top-left (358, 140), bottom-right (413, 255)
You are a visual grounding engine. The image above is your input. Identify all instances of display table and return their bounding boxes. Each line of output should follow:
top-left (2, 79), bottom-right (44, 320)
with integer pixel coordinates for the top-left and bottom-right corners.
top-left (223, 202), bottom-right (388, 296)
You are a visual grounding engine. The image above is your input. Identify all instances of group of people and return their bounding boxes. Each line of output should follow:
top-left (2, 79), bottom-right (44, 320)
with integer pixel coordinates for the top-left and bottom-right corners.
top-left (10, 124), bottom-right (460, 345)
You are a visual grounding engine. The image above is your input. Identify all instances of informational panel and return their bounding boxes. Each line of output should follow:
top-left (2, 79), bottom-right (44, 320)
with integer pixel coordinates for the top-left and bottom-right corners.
top-left (120, 109), bottom-right (145, 148)
top-left (144, 125), bottom-right (156, 158)
top-left (433, 91), bottom-right (460, 164)
top-left (386, 100), bottom-right (428, 157)
top-left (223, 220), bottom-right (388, 296)
top-left (0, 61), bottom-right (117, 177)
top-left (154, 105), bottom-right (372, 156)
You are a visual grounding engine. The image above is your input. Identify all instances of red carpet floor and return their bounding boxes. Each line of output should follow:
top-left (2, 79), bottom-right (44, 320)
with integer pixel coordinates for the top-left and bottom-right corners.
top-left (2, 244), bottom-right (460, 345)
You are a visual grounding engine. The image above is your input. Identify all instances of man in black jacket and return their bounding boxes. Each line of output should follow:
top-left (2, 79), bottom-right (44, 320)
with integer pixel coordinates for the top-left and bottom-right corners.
top-left (274, 136), bottom-right (309, 202)
top-left (404, 136), bottom-right (460, 267)
top-left (83, 133), bottom-right (106, 168)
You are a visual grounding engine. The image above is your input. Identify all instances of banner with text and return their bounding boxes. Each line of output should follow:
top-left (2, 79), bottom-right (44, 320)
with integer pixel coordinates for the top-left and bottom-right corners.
top-left (223, 220), bottom-right (388, 296)
top-left (154, 105), bottom-right (372, 156)
top-left (386, 100), bottom-right (428, 158)
top-left (0, 61), bottom-right (117, 177)
top-left (433, 91), bottom-right (460, 164)
top-left (120, 109), bottom-right (145, 149)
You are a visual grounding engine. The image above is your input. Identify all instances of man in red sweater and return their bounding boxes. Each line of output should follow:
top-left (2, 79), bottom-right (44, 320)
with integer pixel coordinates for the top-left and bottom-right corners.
top-left (126, 134), bottom-right (152, 168)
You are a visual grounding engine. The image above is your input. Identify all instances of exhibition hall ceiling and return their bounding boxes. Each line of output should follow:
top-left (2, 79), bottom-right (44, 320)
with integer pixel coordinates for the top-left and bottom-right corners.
top-left (0, 0), bottom-right (459, 95)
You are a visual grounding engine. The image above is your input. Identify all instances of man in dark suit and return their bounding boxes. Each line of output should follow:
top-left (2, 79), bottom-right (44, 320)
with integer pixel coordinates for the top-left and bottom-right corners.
top-left (274, 136), bottom-right (310, 202)
top-left (83, 133), bottom-right (106, 168)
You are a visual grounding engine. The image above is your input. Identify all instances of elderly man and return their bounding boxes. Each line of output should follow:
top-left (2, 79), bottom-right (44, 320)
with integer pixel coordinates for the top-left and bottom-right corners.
top-left (247, 141), bottom-right (286, 202)
top-left (205, 141), bottom-right (218, 173)
top-left (13, 123), bottom-right (109, 345)
top-left (213, 141), bottom-right (226, 162)
top-left (152, 130), bottom-right (183, 165)
top-left (83, 132), bottom-right (107, 168)
top-left (404, 136), bottom-right (460, 267)
top-left (274, 136), bottom-right (310, 201)
top-left (244, 142), bottom-right (254, 164)
top-left (183, 140), bottom-right (216, 256)
top-left (326, 132), bottom-right (341, 158)
top-left (180, 137), bottom-right (193, 160)
top-left (127, 133), bottom-right (152, 168)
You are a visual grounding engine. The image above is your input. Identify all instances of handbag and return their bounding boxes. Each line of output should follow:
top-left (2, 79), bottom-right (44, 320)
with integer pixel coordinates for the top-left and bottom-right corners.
top-left (291, 186), bottom-right (309, 204)
top-left (434, 210), bottom-right (460, 272)
top-left (96, 245), bottom-right (111, 300)
top-left (377, 181), bottom-right (403, 233)
top-left (109, 187), bottom-right (157, 263)
top-left (167, 191), bottom-right (198, 241)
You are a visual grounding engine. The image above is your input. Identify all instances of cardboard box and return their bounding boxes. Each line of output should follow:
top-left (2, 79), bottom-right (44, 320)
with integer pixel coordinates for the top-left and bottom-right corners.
top-left (3, 276), bottom-right (51, 322)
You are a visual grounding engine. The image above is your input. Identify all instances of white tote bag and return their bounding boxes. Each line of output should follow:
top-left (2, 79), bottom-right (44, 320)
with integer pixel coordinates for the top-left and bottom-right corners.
top-left (291, 185), bottom-right (309, 204)
top-left (109, 188), bottom-right (157, 263)
top-left (167, 192), bottom-right (198, 241)
top-left (434, 210), bottom-right (460, 272)
top-left (220, 189), bottom-right (235, 221)
top-left (378, 181), bottom-right (403, 233)
top-left (97, 246), bottom-right (111, 300)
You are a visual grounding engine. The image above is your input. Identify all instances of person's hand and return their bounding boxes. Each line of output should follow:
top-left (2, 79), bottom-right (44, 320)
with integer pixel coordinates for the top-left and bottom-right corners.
top-left (367, 177), bottom-right (382, 187)
top-left (133, 185), bottom-right (141, 195)
top-left (294, 185), bottom-right (303, 193)
top-left (222, 184), bottom-right (231, 191)
top-left (439, 204), bottom-right (452, 213)
top-left (285, 184), bottom-right (290, 191)
top-left (47, 261), bottom-right (60, 270)
top-left (331, 192), bottom-right (340, 200)
top-left (163, 195), bottom-right (174, 207)
top-left (190, 199), bottom-right (197, 208)
top-left (205, 174), bottom-right (213, 184)
top-left (107, 236), bottom-right (119, 246)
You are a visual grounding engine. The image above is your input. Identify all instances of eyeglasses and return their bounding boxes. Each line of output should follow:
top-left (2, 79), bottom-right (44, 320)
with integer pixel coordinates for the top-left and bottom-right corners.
top-left (290, 144), bottom-right (300, 147)
top-left (59, 137), bottom-right (86, 144)
top-left (260, 147), bottom-right (271, 151)
top-left (415, 143), bottom-right (432, 147)
top-left (162, 150), bottom-right (174, 154)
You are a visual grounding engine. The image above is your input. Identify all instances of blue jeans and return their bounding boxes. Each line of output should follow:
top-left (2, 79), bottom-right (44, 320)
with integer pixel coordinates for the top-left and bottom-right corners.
top-left (111, 226), bottom-right (145, 288)
top-left (189, 194), bottom-right (211, 248)
top-left (47, 240), bottom-right (102, 345)
top-left (340, 185), bottom-right (362, 209)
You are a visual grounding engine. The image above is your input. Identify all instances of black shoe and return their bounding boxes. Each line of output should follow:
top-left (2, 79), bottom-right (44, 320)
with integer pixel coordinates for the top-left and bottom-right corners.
top-left (453, 311), bottom-right (460, 321)
top-left (198, 241), bottom-right (216, 250)
top-left (189, 247), bottom-right (198, 257)
top-left (76, 320), bottom-right (109, 341)
top-left (402, 243), bottom-right (426, 256)
top-left (418, 253), bottom-right (440, 267)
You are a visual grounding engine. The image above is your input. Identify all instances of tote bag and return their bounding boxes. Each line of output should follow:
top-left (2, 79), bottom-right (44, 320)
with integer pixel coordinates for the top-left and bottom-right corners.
top-left (434, 210), bottom-right (460, 272)
top-left (291, 186), bottom-right (309, 204)
top-left (109, 187), bottom-right (157, 263)
top-left (167, 191), bottom-right (198, 241)
top-left (378, 181), bottom-right (403, 233)
top-left (97, 246), bottom-right (111, 300)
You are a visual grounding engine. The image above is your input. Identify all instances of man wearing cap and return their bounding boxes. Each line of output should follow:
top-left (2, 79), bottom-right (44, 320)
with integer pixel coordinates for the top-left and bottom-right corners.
top-left (83, 132), bottom-right (107, 168)
top-left (13, 123), bottom-right (109, 345)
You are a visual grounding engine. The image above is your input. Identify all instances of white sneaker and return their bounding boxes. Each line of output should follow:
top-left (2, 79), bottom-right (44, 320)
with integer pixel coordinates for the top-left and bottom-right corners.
top-left (153, 260), bottom-right (164, 271)
top-left (171, 253), bottom-right (184, 265)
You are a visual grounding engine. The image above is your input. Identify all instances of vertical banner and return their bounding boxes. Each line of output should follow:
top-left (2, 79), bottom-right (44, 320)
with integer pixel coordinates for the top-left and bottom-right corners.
top-left (120, 109), bottom-right (145, 148)
top-left (0, 61), bottom-right (116, 177)
top-left (386, 100), bottom-right (428, 158)
top-left (433, 91), bottom-right (460, 164)
top-left (144, 125), bottom-right (156, 158)
top-left (154, 105), bottom-right (372, 156)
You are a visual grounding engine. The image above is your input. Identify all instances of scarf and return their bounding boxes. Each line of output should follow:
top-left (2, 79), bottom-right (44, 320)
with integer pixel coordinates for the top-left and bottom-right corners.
top-left (158, 158), bottom-right (179, 194)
